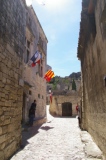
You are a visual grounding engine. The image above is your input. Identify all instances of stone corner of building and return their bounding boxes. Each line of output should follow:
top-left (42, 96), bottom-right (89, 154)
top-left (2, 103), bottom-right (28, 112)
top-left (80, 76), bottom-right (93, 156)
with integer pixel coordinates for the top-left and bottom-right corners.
top-left (33, 117), bottom-right (47, 126)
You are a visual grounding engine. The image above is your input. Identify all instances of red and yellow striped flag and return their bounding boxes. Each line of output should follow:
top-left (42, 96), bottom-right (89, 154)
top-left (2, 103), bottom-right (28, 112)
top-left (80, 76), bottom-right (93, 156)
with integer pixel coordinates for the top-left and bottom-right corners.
top-left (44, 70), bottom-right (55, 82)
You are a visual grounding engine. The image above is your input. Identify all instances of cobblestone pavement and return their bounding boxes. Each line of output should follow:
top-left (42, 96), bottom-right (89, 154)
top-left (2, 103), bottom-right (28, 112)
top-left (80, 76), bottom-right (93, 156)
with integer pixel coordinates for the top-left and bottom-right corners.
top-left (11, 106), bottom-right (86, 160)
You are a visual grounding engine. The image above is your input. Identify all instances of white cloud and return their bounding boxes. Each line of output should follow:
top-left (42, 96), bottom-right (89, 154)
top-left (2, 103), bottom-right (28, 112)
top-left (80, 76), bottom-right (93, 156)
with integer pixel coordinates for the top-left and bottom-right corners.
top-left (26, 0), bottom-right (32, 6)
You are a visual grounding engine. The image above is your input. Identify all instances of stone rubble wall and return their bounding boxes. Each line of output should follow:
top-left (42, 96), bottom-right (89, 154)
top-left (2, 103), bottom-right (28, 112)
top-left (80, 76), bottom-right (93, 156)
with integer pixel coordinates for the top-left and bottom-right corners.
top-left (0, 0), bottom-right (26, 159)
top-left (79, 0), bottom-right (106, 158)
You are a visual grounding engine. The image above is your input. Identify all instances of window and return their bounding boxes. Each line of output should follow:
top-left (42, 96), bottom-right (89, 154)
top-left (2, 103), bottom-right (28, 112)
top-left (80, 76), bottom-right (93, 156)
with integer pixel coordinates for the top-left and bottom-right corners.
top-left (29, 17), bottom-right (31, 26)
top-left (25, 37), bottom-right (26, 44)
top-left (38, 53), bottom-right (43, 77)
top-left (27, 40), bottom-right (30, 49)
top-left (41, 66), bottom-right (43, 77)
top-left (29, 90), bottom-right (32, 95)
top-left (38, 94), bottom-right (40, 98)
top-left (26, 49), bottom-right (29, 63)
top-left (89, 14), bottom-right (96, 38)
top-left (24, 38), bottom-right (31, 64)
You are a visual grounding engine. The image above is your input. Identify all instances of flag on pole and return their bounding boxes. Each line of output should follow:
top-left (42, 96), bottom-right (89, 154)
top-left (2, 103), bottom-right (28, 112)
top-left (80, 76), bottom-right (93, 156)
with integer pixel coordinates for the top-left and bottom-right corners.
top-left (44, 70), bottom-right (55, 82)
top-left (30, 50), bottom-right (39, 62)
top-left (28, 51), bottom-right (42, 67)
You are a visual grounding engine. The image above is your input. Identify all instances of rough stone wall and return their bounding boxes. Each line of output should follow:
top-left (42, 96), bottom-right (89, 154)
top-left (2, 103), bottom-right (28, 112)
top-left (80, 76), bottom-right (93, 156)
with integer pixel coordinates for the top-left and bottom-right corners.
top-left (78, 0), bottom-right (106, 157)
top-left (0, 0), bottom-right (26, 159)
top-left (50, 94), bottom-right (80, 116)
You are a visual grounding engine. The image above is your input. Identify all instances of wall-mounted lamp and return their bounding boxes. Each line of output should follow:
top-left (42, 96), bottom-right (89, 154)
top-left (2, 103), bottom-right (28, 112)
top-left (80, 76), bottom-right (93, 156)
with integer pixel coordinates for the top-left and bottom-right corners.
top-left (104, 76), bottom-right (106, 87)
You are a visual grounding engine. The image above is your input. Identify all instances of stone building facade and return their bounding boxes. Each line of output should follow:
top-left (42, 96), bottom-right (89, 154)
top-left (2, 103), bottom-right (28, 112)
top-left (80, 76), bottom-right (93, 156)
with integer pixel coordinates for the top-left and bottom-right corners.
top-left (78, 0), bottom-right (106, 157)
top-left (0, 0), bottom-right (26, 159)
top-left (49, 93), bottom-right (80, 117)
top-left (0, 0), bottom-right (48, 159)
top-left (23, 6), bottom-right (48, 123)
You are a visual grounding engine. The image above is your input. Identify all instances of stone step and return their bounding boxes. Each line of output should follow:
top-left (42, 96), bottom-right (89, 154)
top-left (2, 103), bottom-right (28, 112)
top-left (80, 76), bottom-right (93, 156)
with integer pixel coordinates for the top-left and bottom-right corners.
top-left (80, 131), bottom-right (104, 160)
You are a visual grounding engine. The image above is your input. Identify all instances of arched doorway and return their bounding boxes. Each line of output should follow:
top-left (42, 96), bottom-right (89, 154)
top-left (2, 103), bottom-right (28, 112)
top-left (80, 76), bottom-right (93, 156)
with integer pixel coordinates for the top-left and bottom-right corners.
top-left (62, 102), bottom-right (72, 117)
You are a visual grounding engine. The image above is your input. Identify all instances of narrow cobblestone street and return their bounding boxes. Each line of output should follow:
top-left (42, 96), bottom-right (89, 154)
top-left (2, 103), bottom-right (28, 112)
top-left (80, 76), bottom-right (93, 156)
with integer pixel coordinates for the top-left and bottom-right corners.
top-left (10, 106), bottom-right (85, 160)
top-left (10, 106), bottom-right (105, 160)
top-left (1, 1), bottom-right (106, 160)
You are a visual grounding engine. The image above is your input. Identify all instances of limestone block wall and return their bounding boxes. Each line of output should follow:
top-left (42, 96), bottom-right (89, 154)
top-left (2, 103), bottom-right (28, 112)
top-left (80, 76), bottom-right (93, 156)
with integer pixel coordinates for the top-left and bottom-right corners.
top-left (80, 0), bottom-right (106, 157)
top-left (50, 94), bottom-right (80, 116)
top-left (0, 0), bottom-right (26, 159)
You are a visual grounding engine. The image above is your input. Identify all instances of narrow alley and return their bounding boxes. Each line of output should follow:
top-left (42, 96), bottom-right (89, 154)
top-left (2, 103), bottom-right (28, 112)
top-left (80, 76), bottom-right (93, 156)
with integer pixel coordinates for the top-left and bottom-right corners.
top-left (10, 106), bottom-right (103, 160)
top-left (0, 0), bottom-right (106, 160)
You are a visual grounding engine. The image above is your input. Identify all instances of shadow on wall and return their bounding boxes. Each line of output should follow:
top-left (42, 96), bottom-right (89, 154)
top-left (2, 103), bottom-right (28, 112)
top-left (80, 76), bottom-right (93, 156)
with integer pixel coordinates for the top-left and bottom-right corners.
top-left (49, 111), bottom-right (57, 117)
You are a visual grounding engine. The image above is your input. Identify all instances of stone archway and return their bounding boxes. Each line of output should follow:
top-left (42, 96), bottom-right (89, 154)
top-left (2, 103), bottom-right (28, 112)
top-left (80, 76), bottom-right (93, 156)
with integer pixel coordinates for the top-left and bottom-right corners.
top-left (62, 102), bottom-right (72, 117)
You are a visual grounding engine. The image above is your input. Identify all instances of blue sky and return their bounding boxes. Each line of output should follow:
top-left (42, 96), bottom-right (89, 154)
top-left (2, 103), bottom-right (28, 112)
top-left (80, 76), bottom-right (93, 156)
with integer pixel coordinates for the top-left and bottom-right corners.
top-left (26, 0), bottom-right (82, 77)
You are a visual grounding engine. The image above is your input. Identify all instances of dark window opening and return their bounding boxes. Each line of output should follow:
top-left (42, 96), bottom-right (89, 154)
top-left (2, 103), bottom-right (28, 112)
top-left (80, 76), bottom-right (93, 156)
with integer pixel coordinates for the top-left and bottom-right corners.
top-left (41, 66), bottom-right (43, 77)
top-left (38, 64), bottom-right (40, 76)
top-left (102, 23), bottom-right (106, 38)
top-left (28, 17), bottom-right (32, 26)
top-left (25, 37), bottom-right (26, 43)
top-left (38, 94), bottom-right (40, 98)
top-left (26, 49), bottom-right (29, 63)
top-left (29, 90), bottom-right (32, 95)
top-left (88, 13), bottom-right (96, 38)
top-left (27, 40), bottom-right (30, 49)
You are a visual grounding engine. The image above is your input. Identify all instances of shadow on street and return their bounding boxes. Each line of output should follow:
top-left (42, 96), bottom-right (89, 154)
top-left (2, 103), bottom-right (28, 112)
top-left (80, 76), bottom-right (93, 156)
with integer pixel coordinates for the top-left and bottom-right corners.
top-left (21, 124), bottom-right (42, 148)
top-left (40, 126), bottom-right (54, 131)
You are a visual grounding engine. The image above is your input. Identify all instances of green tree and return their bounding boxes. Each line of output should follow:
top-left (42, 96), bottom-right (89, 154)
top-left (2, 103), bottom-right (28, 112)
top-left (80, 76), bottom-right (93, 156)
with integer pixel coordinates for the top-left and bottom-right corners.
top-left (52, 83), bottom-right (57, 90)
top-left (72, 79), bottom-right (76, 91)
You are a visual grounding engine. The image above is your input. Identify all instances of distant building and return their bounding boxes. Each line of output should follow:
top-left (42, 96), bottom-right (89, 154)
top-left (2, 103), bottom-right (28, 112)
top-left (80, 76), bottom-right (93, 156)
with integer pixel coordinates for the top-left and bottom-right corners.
top-left (49, 93), bottom-right (80, 117)
top-left (49, 76), bottom-right (81, 116)
top-left (46, 64), bottom-right (52, 71)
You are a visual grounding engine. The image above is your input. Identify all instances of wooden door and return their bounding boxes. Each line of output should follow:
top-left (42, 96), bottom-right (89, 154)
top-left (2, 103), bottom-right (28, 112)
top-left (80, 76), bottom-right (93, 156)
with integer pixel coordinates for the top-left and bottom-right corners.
top-left (62, 102), bottom-right (72, 117)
